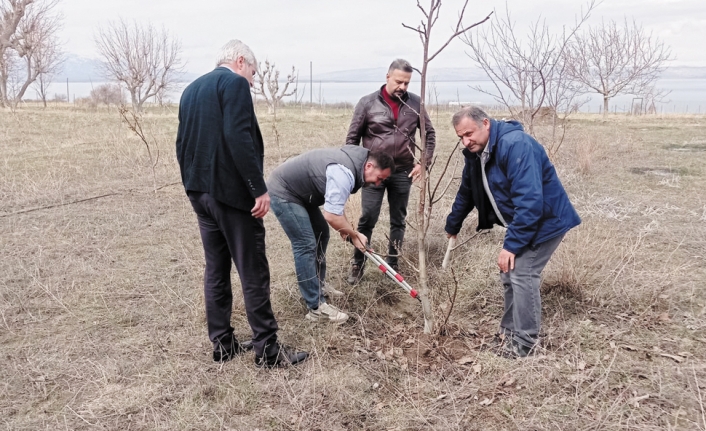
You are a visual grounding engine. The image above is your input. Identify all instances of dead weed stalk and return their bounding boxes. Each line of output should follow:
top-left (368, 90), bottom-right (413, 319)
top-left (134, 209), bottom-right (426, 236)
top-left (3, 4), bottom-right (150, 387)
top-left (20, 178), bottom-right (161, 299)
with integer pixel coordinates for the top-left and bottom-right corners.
top-left (118, 105), bottom-right (160, 192)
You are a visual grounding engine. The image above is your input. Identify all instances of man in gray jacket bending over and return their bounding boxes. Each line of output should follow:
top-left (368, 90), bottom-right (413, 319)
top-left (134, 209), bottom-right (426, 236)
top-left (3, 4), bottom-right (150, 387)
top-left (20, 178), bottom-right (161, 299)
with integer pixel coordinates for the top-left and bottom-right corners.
top-left (268, 147), bottom-right (395, 324)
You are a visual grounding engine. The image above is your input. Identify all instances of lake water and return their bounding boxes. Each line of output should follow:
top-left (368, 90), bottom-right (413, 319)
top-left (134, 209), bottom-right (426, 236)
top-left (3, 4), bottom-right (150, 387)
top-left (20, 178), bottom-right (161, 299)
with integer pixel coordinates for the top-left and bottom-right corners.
top-left (52, 78), bottom-right (706, 113)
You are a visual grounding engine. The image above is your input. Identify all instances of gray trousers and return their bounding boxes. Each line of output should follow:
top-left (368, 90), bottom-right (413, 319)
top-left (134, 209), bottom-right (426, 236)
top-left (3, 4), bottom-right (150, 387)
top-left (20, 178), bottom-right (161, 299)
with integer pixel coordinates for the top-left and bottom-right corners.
top-left (187, 191), bottom-right (278, 356)
top-left (499, 234), bottom-right (564, 348)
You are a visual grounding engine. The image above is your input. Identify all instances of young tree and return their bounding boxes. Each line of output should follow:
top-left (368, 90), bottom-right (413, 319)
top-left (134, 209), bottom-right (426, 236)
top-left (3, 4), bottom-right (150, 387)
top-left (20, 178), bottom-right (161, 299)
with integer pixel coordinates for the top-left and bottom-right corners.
top-left (32, 24), bottom-right (63, 107)
top-left (402, 0), bottom-right (491, 333)
top-left (252, 60), bottom-right (297, 161)
top-left (565, 19), bottom-right (672, 116)
top-left (95, 19), bottom-right (183, 113)
top-left (252, 60), bottom-right (296, 114)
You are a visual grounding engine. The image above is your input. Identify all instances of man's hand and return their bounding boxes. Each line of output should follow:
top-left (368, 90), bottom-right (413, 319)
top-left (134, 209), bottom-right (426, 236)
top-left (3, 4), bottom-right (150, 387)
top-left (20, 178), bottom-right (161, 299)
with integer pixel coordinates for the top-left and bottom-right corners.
top-left (409, 164), bottom-right (423, 182)
top-left (351, 231), bottom-right (368, 252)
top-left (446, 232), bottom-right (457, 239)
top-left (251, 192), bottom-right (270, 218)
top-left (498, 249), bottom-right (515, 273)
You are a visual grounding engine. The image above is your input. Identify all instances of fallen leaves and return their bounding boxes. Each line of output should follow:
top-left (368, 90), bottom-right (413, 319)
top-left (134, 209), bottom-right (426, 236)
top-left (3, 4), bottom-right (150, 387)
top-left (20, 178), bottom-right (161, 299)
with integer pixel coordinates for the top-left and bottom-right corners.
top-left (502, 377), bottom-right (516, 387)
top-left (657, 312), bottom-right (671, 322)
top-left (457, 356), bottom-right (474, 365)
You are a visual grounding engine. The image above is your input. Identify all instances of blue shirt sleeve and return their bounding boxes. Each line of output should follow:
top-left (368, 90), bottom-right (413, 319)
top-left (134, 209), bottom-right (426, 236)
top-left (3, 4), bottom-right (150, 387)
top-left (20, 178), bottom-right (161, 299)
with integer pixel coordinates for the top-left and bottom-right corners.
top-left (323, 164), bottom-right (355, 215)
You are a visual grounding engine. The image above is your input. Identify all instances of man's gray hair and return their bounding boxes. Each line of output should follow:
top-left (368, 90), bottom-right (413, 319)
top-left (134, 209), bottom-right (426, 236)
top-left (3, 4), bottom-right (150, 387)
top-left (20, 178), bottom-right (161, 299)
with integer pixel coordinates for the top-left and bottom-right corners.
top-left (388, 58), bottom-right (413, 74)
top-left (452, 106), bottom-right (490, 127)
top-left (216, 39), bottom-right (256, 68)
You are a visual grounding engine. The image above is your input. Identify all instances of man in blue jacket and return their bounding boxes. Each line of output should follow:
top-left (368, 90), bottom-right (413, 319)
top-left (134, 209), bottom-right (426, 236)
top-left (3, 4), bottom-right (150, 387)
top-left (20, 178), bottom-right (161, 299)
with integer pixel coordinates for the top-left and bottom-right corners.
top-left (176, 40), bottom-right (307, 368)
top-left (445, 106), bottom-right (580, 358)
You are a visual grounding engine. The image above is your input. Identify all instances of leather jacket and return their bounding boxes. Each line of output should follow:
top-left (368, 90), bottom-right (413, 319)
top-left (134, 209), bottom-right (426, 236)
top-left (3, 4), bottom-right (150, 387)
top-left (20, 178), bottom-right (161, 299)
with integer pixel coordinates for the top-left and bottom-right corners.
top-left (345, 86), bottom-right (435, 172)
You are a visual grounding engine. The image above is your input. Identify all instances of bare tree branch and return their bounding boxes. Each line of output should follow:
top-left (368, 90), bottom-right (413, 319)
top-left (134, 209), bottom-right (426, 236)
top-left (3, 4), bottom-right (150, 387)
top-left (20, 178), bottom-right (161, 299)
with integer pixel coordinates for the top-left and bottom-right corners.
top-left (428, 10), bottom-right (492, 63)
top-left (252, 60), bottom-right (296, 114)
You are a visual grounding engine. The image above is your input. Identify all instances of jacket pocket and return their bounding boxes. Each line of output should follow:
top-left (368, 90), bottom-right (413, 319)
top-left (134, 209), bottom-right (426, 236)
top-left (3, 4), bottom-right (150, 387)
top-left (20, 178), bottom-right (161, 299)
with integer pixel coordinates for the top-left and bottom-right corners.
top-left (543, 201), bottom-right (560, 222)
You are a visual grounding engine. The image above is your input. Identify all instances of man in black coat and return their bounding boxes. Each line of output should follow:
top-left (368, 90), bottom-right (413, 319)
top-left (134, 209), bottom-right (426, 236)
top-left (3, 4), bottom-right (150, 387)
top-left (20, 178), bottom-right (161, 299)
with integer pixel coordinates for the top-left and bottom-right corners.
top-left (176, 39), bottom-right (307, 368)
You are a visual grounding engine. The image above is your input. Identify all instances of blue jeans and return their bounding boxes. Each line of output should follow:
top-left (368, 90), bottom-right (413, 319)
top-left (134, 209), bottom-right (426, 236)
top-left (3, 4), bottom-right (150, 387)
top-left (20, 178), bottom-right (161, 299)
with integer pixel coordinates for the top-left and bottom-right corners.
top-left (270, 195), bottom-right (329, 310)
top-left (353, 169), bottom-right (412, 266)
top-left (499, 234), bottom-right (565, 349)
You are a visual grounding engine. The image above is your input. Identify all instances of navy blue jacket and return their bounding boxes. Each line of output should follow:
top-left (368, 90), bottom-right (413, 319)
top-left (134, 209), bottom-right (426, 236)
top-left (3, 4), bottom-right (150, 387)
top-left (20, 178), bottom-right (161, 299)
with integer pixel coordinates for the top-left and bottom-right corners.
top-left (176, 67), bottom-right (266, 212)
top-left (445, 119), bottom-right (580, 254)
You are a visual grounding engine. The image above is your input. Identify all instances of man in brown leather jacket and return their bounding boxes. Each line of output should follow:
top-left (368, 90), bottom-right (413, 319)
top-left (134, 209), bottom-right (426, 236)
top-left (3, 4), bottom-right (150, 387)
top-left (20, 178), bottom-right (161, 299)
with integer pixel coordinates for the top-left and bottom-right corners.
top-left (345, 59), bottom-right (436, 284)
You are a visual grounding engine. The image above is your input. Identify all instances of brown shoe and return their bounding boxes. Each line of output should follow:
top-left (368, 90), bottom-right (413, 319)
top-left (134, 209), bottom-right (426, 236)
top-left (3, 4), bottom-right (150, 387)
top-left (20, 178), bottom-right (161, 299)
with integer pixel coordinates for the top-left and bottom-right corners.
top-left (347, 263), bottom-right (364, 285)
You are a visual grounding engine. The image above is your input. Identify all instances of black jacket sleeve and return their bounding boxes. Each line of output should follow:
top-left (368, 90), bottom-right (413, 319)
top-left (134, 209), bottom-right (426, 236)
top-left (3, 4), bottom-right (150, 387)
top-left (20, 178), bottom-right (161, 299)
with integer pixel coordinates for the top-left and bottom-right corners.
top-left (222, 77), bottom-right (267, 198)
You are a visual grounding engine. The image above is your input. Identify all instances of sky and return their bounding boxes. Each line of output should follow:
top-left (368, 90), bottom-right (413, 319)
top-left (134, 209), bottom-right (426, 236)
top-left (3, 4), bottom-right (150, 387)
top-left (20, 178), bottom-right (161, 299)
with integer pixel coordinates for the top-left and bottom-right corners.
top-left (58, 0), bottom-right (706, 76)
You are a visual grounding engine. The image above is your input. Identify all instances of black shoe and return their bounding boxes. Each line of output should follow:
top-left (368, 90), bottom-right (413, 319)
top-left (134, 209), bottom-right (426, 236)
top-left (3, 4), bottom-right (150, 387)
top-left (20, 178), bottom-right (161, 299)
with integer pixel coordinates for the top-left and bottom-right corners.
top-left (347, 264), bottom-right (364, 285)
top-left (496, 339), bottom-right (534, 359)
top-left (213, 336), bottom-right (253, 363)
top-left (255, 341), bottom-right (309, 368)
top-left (389, 264), bottom-right (399, 273)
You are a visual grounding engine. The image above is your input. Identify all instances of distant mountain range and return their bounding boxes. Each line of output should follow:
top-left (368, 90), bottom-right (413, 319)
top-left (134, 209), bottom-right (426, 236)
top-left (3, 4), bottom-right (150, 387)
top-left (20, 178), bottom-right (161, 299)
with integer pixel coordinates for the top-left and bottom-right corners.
top-left (301, 66), bottom-right (706, 82)
top-left (58, 54), bottom-right (706, 83)
top-left (58, 54), bottom-right (200, 82)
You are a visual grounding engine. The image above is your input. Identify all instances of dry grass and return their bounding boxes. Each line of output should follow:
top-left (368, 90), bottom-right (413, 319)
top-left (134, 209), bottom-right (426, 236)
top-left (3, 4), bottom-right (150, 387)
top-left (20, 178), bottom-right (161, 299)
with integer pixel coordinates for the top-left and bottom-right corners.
top-left (2, 103), bottom-right (706, 430)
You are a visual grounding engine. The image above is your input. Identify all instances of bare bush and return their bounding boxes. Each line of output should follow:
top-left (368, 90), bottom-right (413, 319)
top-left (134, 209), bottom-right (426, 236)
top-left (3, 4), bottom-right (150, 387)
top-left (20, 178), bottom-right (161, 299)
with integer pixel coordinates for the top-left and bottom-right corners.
top-left (90, 83), bottom-right (123, 106)
top-left (95, 19), bottom-right (183, 113)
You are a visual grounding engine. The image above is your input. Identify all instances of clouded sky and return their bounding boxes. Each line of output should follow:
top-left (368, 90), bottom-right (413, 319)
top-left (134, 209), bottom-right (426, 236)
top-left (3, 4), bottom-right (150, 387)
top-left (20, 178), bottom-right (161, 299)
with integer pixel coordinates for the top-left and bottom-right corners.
top-left (59, 0), bottom-right (706, 75)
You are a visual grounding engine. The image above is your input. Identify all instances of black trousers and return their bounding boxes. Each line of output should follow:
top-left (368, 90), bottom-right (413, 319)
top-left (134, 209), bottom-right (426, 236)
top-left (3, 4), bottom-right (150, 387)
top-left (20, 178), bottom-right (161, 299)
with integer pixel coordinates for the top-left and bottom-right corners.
top-left (354, 170), bottom-right (413, 266)
top-left (187, 191), bottom-right (278, 356)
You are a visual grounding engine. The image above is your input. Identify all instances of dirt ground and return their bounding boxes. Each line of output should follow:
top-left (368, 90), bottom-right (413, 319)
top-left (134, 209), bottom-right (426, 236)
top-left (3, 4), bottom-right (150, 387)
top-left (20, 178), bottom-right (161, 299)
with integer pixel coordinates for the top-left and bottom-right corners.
top-left (2, 103), bottom-right (706, 430)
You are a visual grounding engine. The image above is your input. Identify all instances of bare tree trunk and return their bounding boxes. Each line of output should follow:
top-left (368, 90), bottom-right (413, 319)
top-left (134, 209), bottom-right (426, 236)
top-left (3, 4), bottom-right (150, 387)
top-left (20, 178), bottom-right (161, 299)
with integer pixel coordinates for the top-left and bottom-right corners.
top-left (603, 96), bottom-right (609, 117)
top-left (417, 44), bottom-right (433, 334)
top-left (403, 1), bottom-right (492, 334)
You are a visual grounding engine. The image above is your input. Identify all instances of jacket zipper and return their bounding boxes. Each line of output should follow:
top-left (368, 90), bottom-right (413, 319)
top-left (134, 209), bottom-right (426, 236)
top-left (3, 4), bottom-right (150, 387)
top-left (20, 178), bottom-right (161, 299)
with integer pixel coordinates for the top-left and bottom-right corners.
top-left (480, 148), bottom-right (507, 227)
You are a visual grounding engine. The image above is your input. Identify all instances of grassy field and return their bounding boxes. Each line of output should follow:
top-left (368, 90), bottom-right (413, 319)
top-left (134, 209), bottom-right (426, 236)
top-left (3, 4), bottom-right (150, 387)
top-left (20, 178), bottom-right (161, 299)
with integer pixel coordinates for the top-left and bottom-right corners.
top-left (2, 103), bottom-right (706, 430)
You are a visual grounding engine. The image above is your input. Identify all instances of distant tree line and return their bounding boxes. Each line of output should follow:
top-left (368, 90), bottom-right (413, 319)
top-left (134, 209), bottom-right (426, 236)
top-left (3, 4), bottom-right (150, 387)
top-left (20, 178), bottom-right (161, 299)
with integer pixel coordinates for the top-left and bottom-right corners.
top-left (2, 0), bottom-right (672, 120)
top-left (464, 1), bottom-right (671, 125)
